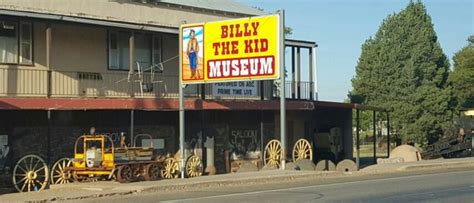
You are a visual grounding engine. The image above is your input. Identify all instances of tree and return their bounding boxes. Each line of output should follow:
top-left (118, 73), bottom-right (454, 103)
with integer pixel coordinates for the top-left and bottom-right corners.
top-left (349, 1), bottom-right (454, 145)
top-left (449, 36), bottom-right (474, 110)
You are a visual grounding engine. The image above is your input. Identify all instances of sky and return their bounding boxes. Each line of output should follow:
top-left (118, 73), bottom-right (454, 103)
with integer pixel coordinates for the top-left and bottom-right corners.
top-left (236, 0), bottom-right (473, 102)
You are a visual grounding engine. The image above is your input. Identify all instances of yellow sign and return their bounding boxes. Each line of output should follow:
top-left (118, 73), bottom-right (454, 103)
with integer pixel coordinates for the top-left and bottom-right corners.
top-left (180, 14), bottom-right (281, 84)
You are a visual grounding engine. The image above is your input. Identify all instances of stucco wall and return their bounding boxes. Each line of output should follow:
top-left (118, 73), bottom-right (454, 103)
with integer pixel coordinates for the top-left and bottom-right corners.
top-left (0, 0), bottom-right (242, 29)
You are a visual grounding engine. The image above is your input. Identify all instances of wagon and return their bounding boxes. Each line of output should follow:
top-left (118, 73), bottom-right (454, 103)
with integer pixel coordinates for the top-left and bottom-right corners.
top-left (12, 133), bottom-right (204, 192)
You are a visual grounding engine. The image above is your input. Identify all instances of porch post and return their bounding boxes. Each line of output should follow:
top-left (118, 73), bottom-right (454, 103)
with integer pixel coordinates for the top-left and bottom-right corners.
top-left (356, 109), bottom-right (360, 170)
top-left (296, 47), bottom-right (301, 99)
top-left (130, 110), bottom-right (134, 147)
top-left (387, 112), bottom-right (390, 158)
top-left (46, 25), bottom-right (52, 97)
top-left (373, 111), bottom-right (377, 164)
top-left (47, 110), bottom-right (51, 164)
top-left (309, 47), bottom-right (313, 100)
top-left (129, 32), bottom-right (135, 71)
top-left (313, 46), bottom-right (318, 100)
top-left (291, 47), bottom-right (295, 99)
top-left (129, 32), bottom-right (135, 96)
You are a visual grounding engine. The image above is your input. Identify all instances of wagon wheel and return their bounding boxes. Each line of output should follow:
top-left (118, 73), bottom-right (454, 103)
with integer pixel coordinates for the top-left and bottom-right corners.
top-left (264, 139), bottom-right (282, 168)
top-left (292, 138), bottom-right (313, 162)
top-left (185, 155), bottom-right (203, 178)
top-left (161, 157), bottom-right (179, 179)
top-left (50, 158), bottom-right (73, 184)
top-left (12, 154), bottom-right (49, 192)
top-left (116, 165), bottom-right (133, 183)
top-left (143, 163), bottom-right (160, 181)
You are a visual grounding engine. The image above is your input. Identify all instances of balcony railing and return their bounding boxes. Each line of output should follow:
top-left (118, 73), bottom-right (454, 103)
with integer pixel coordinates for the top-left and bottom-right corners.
top-left (0, 68), bottom-right (316, 101)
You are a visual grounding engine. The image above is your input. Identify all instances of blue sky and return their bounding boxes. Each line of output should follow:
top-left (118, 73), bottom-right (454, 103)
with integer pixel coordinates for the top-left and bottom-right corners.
top-left (236, 0), bottom-right (473, 102)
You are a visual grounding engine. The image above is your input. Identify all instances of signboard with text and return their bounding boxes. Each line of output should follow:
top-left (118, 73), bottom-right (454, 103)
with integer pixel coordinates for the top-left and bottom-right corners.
top-left (212, 81), bottom-right (258, 97)
top-left (180, 14), bottom-right (281, 84)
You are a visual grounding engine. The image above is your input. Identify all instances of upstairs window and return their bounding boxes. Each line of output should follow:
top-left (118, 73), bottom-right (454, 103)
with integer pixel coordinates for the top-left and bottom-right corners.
top-left (108, 31), bottom-right (162, 70)
top-left (108, 31), bottom-right (130, 70)
top-left (0, 20), bottom-right (33, 65)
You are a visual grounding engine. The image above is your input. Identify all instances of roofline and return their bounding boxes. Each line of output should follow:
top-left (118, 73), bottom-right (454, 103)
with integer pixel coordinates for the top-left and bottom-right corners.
top-left (0, 8), bottom-right (179, 34)
top-left (2, 9), bottom-right (321, 48)
top-left (353, 103), bottom-right (387, 112)
top-left (155, 2), bottom-right (263, 17)
top-left (285, 39), bottom-right (318, 48)
top-left (0, 98), bottom-right (386, 111)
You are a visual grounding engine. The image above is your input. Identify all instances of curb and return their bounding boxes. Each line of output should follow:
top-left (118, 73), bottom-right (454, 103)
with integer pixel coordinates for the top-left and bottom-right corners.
top-left (400, 161), bottom-right (474, 171)
top-left (140, 171), bottom-right (337, 193)
top-left (23, 171), bottom-right (338, 202)
top-left (12, 160), bottom-right (474, 202)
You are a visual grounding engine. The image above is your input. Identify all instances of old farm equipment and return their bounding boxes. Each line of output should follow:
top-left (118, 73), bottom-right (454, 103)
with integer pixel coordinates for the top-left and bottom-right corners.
top-left (12, 154), bottom-right (49, 192)
top-left (263, 138), bottom-right (313, 168)
top-left (12, 133), bottom-right (203, 192)
top-left (421, 133), bottom-right (473, 159)
top-left (160, 150), bottom-right (203, 179)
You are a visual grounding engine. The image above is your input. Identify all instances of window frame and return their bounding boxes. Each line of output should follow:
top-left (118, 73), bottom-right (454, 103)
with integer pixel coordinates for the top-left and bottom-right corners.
top-left (19, 21), bottom-right (34, 65)
top-left (0, 18), bottom-right (34, 66)
top-left (107, 29), bottom-right (163, 71)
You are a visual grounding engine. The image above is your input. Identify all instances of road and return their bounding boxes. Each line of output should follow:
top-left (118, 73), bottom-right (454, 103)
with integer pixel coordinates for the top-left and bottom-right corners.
top-left (76, 169), bottom-right (474, 203)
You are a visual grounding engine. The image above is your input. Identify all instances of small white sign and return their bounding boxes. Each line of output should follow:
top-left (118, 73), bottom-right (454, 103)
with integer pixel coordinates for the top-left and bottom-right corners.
top-left (213, 81), bottom-right (257, 97)
top-left (142, 139), bottom-right (164, 149)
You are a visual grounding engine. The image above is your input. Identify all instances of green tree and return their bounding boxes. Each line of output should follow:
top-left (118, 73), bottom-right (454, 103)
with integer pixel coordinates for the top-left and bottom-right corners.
top-left (449, 36), bottom-right (474, 110)
top-left (349, 1), bottom-right (454, 145)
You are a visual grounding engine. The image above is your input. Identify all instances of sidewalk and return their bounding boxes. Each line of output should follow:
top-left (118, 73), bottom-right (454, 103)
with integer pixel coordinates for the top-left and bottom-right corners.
top-left (1, 157), bottom-right (473, 202)
top-left (361, 157), bottom-right (474, 173)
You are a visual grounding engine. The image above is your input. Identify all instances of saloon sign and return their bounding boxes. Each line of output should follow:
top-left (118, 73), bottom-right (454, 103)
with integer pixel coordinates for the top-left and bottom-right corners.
top-left (180, 14), bottom-right (281, 84)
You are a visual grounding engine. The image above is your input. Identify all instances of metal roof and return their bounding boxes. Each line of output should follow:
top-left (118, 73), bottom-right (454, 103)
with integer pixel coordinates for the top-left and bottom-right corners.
top-left (0, 0), bottom-right (266, 31)
top-left (158, 0), bottom-right (267, 16)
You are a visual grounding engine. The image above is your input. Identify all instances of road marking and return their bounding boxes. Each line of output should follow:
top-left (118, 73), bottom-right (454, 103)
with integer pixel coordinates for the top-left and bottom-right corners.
top-left (161, 170), bottom-right (474, 202)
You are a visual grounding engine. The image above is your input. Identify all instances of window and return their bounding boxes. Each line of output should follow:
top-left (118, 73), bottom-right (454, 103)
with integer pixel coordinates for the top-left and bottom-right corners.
top-left (135, 33), bottom-right (152, 69)
top-left (108, 31), bottom-right (130, 70)
top-left (108, 31), bottom-right (162, 70)
top-left (20, 22), bottom-right (32, 64)
top-left (0, 19), bottom-right (33, 64)
top-left (152, 35), bottom-right (162, 65)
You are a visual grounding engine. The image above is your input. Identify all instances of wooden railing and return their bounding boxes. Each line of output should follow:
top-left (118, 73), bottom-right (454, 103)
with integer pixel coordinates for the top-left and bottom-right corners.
top-left (0, 68), bottom-right (316, 100)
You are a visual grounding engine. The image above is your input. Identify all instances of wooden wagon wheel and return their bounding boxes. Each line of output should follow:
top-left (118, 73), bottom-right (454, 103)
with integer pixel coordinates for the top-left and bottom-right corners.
top-left (12, 154), bottom-right (49, 192)
top-left (161, 157), bottom-right (179, 179)
top-left (292, 138), bottom-right (313, 162)
top-left (116, 165), bottom-right (133, 183)
top-left (185, 155), bottom-right (203, 178)
top-left (143, 163), bottom-right (160, 181)
top-left (264, 139), bottom-right (282, 168)
top-left (50, 158), bottom-right (73, 184)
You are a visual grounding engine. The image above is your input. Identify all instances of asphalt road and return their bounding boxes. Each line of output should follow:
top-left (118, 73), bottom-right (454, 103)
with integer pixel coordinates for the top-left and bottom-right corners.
top-left (77, 169), bottom-right (474, 203)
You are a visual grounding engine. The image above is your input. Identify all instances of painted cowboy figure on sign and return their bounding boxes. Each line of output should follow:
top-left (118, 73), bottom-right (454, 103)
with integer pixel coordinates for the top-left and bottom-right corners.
top-left (187, 29), bottom-right (199, 79)
top-left (181, 26), bottom-right (203, 82)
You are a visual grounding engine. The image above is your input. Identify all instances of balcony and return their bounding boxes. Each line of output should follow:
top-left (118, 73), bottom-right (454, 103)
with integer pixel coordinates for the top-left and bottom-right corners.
top-left (0, 68), bottom-right (316, 101)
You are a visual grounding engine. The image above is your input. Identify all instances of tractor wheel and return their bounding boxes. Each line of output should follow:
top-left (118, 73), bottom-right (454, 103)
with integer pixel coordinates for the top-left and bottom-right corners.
top-left (143, 163), bottom-right (160, 181)
top-left (116, 165), bottom-right (133, 183)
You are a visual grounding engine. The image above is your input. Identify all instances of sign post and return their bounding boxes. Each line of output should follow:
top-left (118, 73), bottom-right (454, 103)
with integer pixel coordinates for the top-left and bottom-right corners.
top-left (278, 9), bottom-right (286, 170)
top-left (179, 21), bottom-right (186, 179)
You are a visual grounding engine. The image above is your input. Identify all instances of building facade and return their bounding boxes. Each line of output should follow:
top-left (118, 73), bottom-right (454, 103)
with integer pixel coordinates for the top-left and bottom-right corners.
top-left (0, 0), bottom-right (358, 179)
